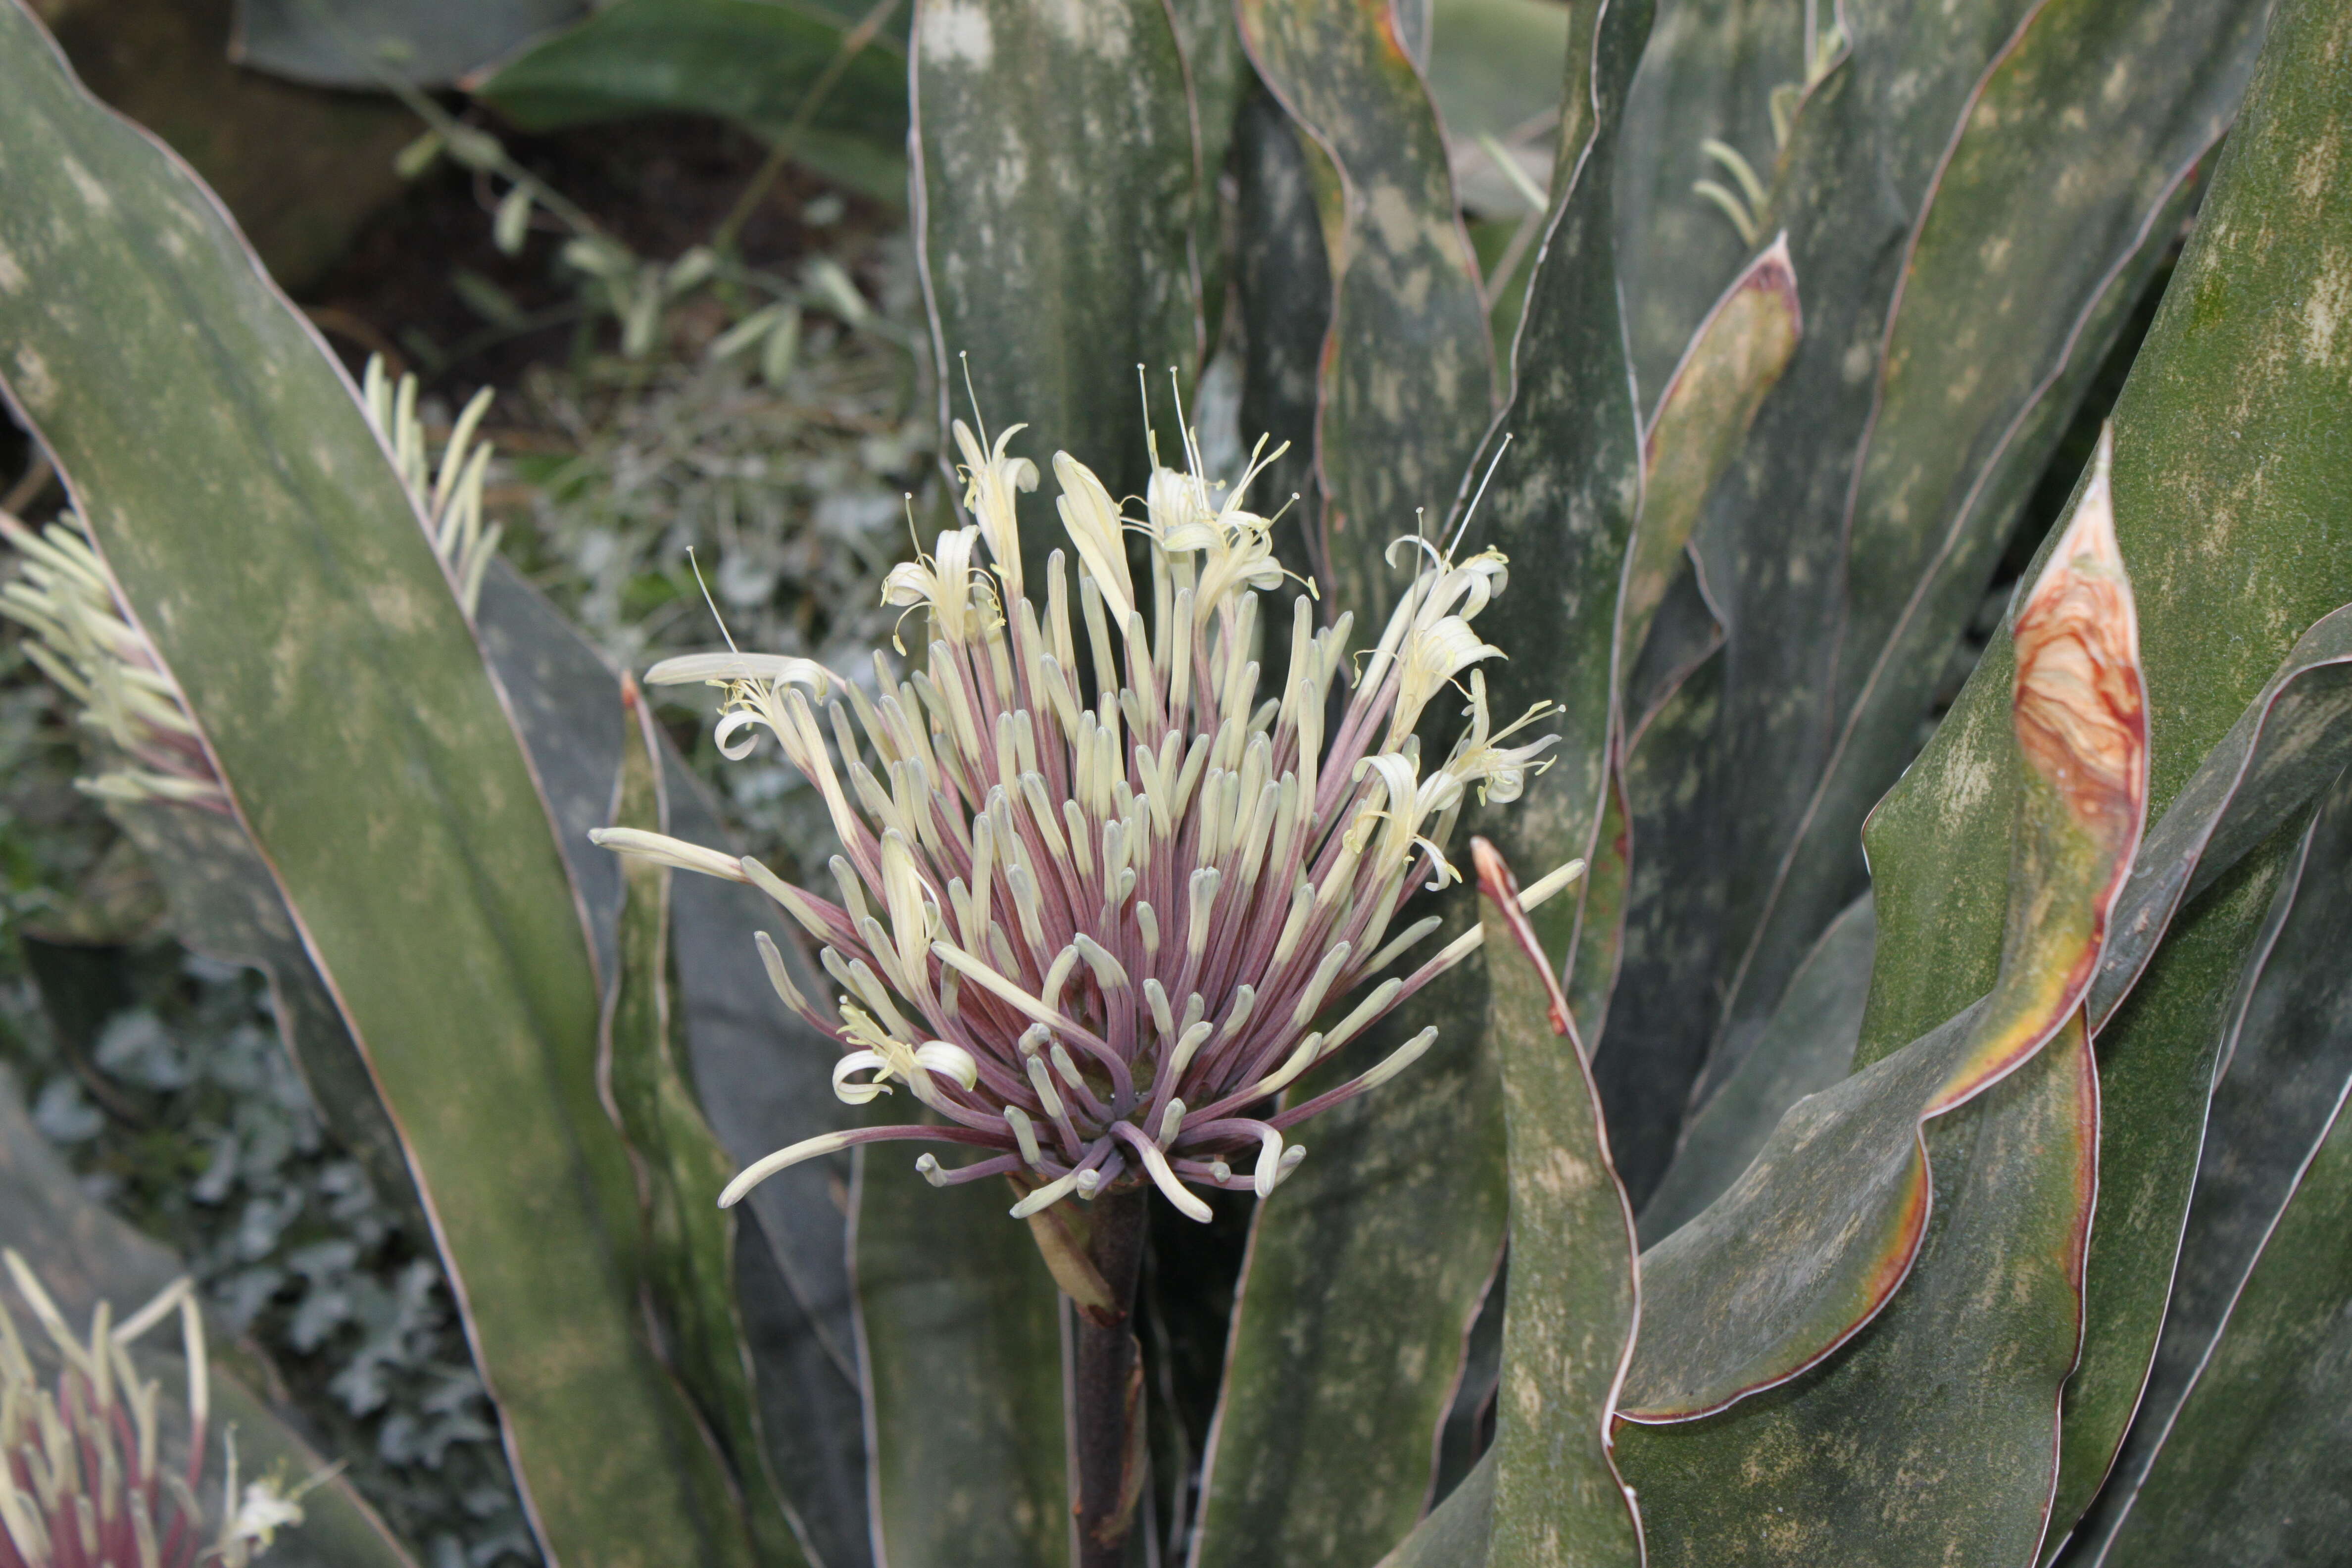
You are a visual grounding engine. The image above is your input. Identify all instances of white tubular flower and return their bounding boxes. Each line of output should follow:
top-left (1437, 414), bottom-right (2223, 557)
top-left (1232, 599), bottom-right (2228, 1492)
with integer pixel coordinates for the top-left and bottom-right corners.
top-left (881, 523), bottom-right (992, 648)
top-left (1389, 616), bottom-right (1505, 747)
top-left (954, 419), bottom-right (1039, 599)
top-left (1443, 671), bottom-right (1562, 806)
top-left (0, 510), bottom-right (228, 811)
top-left (600, 413), bottom-right (1566, 1224)
top-left (1052, 451), bottom-right (1136, 627)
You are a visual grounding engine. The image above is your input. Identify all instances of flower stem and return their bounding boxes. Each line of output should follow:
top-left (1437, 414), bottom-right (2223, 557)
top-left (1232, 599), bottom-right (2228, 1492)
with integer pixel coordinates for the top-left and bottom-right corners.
top-left (1073, 1186), bottom-right (1149, 1568)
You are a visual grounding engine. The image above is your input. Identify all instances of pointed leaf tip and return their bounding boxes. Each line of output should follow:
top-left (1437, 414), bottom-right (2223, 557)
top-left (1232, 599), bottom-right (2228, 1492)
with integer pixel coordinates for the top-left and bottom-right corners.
top-left (1472, 837), bottom-right (1571, 1037)
top-left (2013, 427), bottom-right (2147, 857)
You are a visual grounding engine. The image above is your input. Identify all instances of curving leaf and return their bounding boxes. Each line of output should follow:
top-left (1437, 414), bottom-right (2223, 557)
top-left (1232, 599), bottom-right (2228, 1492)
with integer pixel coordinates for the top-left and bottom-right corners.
top-left (1596, 0), bottom-right (2269, 1202)
top-left (104, 799), bottom-right (430, 1241)
top-left (1621, 451), bottom-right (2145, 1421)
top-left (471, 0), bottom-right (912, 203)
top-left (853, 1153), bottom-right (1069, 1568)
top-left (1621, 1010), bottom-right (2099, 1567)
top-left (1377, 1450), bottom-right (1495, 1568)
top-left (910, 0), bottom-right (1202, 518)
top-left (1611, 0), bottom-right (1805, 398)
top-left (2062, 761), bottom-right (2352, 1564)
top-left (1849, 2), bottom-right (2352, 1540)
top-left (2084, 1039), bottom-right (2352, 1566)
top-left (231, 0), bottom-right (584, 88)
top-left (1636, 892), bottom-right (1872, 1246)
top-left (0, 11), bottom-right (715, 1558)
top-left (604, 684), bottom-right (807, 1568)
top-left (1190, 6), bottom-right (1649, 1563)
top-left (475, 558), bottom-right (873, 1565)
top-left (1188, 939), bottom-right (1506, 1568)
top-left (1474, 842), bottom-right (1642, 1568)
top-left (1622, 233), bottom-right (1800, 684)
top-left (1230, 83), bottom-right (1337, 593)
top-left (1236, 0), bottom-right (1498, 636)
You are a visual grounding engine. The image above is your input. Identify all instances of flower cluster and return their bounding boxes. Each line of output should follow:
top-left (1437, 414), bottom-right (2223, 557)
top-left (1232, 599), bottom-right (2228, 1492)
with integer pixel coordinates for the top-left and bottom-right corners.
top-left (595, 416), bottom-right (1572, 1221)
top-left (0, 1253), bottom-right (312, 1568)
top-left (0, 512), bottom-right (224, 812)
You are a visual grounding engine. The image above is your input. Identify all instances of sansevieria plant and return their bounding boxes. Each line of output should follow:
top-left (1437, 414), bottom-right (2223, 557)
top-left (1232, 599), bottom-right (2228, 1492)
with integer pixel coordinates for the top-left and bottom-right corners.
top-left (1, 0), bottom-right (2348, 1565)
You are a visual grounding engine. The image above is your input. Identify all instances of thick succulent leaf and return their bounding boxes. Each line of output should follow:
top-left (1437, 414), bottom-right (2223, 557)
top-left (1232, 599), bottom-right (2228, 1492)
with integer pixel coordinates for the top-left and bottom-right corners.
top-left (230, 0), bottom-right (584, 87)
top-left (1853, 5), bottom-right (2352, 1536)
top-left (0, 15), bottom-right (712, 1559)
top-left (1, 1070), bottom-right (423, 1567)
top-left (104, 800), bottom-right (429, 1240)
top-left (2083, 606), bottom-right (2352, 1028)
top-left (853, 1155), bottom-right (1069, 1568)
top-left (1622, 462), bottom-right (2145, 1421)
top-left (736, 1207), bottom-right (874, 1568)
top-left (1377, 1450), bottom-right (1495, 1568)
top-left (2061, 763), bottom-right (2352, 1565)
top-left (1611, 0), bottom-right (1805, 398)
top-left (1620, 1011), bottom-right (2099, 1567)
top-left (1466, 0), bottom-right (1650, 971)
top-left (1231, 83), bottom-right (1336, 593)
top-left (1476, 845), bottom-right (1642, 1568)
top-left (911, 0), bottom-right (1201, 517)
top-left (1189, 8), bottom-right (1648, 1563)
top-left (1189, 947), bottom-right (1507, 1568)
top-left (2085, 1043), bottom-right (2352, 1565)
top-left (1622, 235), bottom-right (1800, 679)
top-left (1636, 893), bottom-right (1873, 1246)
top-left (605, 688), bottom-right (808, 1568)
top-left (1596, 0), bottom-right (2267, 1201)
top-left (472, 0), bottom-right (911, 202)
top-left (477, 562), bottom-right (871, 1564)
top-left (1236, 0), bottom-right (1498, 635)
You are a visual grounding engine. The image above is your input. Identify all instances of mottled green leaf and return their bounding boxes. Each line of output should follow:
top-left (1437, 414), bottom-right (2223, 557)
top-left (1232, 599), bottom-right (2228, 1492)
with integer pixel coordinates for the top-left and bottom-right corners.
top-left (105, 799), bottom-right (430, 1241)
top-left (473, 0), bottom-right (911, 202)
top-left (1468, 0), bottom-right (1650, 973)
top-left (1476, 845), bottom-right (1641, 1568)
top-left (1623, 460), bottom-right (2145, 1420)
top-left (1598, 0), bottom-right (2266, 1201)
top-left (1623, 235), bottom-right (1800, 677)
top-left (2087, 1049), bottom-right (2352, 1566)
top-left (0, 14), bottom-right (711, 1558)
top-left (1850, 4), bottom-right (2352, 1539)
top-left (1237, 0), bottom-right (1498, 635)
top-left (1621, 1012), bottom-right (2099, 1567)
top-left (2062, 763), bottom-right (2352, 1564)
top-left (1637, 893), bottom-right (1872, 1246)
top-left (605, 687), bottom-right (807, 1568)
top-left (1189, 940), bottom-right (1505, 1568)
top-left (231, 0), bottom-right (584, 87)
top-left (912, 0), bottom-right (1201, 517)
top-left (1190, 7), bottom-right (1649, 1562)
top-left (1613, 0), bottom-right (1805, 397)
top-left (854, 1153), bottom-right (1069, 1568)
top-left (1231, 83), bottom-right (1336, 593)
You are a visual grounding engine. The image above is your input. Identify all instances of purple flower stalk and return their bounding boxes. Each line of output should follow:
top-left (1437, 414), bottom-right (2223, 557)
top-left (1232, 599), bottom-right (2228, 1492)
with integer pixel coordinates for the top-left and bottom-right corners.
top-left (594, 417), bottom-right (1575, 1223)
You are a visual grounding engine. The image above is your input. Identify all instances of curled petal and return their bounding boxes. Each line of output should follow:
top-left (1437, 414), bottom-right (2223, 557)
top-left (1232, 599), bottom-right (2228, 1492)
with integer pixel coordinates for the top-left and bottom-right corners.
top-left (831, 1050), bottom-right (894, 1105)
top-left (915, 1040), bottom-right (980, 1092)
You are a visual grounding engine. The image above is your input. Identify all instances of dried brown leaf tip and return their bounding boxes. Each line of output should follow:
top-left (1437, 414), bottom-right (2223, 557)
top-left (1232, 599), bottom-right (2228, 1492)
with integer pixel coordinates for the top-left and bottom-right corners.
top-left (2012, 424), bottom-right (2148, 848)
